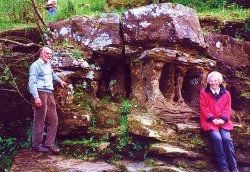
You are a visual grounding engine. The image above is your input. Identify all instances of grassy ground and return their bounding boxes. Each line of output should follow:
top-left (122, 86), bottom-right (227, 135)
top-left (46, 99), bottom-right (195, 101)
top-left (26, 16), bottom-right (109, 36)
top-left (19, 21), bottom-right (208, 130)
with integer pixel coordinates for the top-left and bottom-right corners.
top-left (0, 0), bottom-right (249, 32)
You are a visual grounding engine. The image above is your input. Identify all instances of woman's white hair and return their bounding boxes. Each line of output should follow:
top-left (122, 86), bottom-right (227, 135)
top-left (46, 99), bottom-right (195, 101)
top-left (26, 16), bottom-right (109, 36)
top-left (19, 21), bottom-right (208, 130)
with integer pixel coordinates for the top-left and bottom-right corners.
top-left (207, 71), bottom-right (223, 84)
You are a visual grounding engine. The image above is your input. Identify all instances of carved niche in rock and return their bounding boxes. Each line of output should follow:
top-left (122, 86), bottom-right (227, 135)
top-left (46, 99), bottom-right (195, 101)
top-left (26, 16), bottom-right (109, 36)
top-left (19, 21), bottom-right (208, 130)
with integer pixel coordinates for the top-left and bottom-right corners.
top-left (129, 48), bottom-right (215, 113)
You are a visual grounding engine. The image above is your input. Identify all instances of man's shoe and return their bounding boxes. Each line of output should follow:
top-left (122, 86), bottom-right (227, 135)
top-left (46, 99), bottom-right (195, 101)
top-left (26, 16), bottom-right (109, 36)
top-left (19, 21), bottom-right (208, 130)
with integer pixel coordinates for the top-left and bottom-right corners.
top-left (45, 146), bottom-right (60, 154)
top-left (32, 146), bottom-right (49, 153)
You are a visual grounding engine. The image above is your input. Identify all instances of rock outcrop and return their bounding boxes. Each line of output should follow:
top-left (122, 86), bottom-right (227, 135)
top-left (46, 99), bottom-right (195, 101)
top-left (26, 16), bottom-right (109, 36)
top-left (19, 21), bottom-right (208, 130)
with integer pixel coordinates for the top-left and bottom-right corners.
top-left (1, 2), bottom-right (249, 171)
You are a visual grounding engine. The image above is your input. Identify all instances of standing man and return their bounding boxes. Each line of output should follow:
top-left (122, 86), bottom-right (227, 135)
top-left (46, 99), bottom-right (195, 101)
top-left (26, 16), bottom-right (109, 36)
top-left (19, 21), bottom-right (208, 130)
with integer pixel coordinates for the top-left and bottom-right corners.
top-left (29, 47), bottom-right (67, 153)
top-left (46, 0), bottom-right (58, 18)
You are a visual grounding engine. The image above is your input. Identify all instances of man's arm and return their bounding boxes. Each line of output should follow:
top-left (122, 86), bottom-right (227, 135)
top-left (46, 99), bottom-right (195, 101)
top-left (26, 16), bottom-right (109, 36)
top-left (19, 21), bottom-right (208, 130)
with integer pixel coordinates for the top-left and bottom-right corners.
top-left (29, 64), bottom-right (39, 99)
top-left (52, 69), bottom-right (67, 88)
top-left (29, 64), bottom-right (42, 107)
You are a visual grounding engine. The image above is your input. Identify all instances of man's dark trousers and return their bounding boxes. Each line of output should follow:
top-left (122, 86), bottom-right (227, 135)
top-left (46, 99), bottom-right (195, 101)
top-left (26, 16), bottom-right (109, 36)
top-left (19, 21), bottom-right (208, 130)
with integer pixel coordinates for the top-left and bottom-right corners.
top-left (32, 91), bottom-right (58, 148)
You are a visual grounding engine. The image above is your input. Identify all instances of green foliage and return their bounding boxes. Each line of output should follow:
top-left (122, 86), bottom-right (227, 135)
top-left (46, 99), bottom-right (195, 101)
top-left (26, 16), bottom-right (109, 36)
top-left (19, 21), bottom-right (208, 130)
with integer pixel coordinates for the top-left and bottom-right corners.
top-left (0, 0), bottom-right (42, 23)
top-left (132, 141), bottom-right (143, 151)
top-left (55, 0), bottom-right (77, 20)
top-left (116, 134), bottom-right (131, 151)
top-left (0, 118), bottom-right (32, 171)
top-left (169, 0), bottom-right (227, 11)
top-left (119, 99), bottom-right (133, 116)
top-left (0, 67), bottom-right (11, 85)
top-left (241, 91), bottom-right (250, 98)
top-left (109, 79), bottom-right (116, 88)
top-left (190, 135), bottom-right (205, 147)
top-left (89, 116), bottom-right (96, 132)
top-left (61, 136), bottom-right (103, 160)
top-left (72, 50), bottom-right (82, 60)
top-left (20, 123), bottom-right (32, 148)
top-left (100, 95), bottom-right (111, 104)
top-left (62, 136), bottom-right (101, 148)
top-left (73, 83), bottom-right (94, 112)
top-left (235, 33), bottom-right (245, 41)
top-left (243, 22), bottom-right (250, 32)
top-left (1, 0), bottom-right (250, 32)
top-left (0, 136), bottom-right (19, 170)
top-left (115, 99), bottom-right (133, 151)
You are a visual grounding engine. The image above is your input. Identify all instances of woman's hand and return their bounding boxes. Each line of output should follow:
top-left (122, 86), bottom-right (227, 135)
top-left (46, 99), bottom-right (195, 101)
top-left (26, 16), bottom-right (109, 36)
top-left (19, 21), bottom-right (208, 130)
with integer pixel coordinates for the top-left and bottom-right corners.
top-left (218, 119), bottom-right (225, 125)
top-left (212, 119), bottom-right (219, 125)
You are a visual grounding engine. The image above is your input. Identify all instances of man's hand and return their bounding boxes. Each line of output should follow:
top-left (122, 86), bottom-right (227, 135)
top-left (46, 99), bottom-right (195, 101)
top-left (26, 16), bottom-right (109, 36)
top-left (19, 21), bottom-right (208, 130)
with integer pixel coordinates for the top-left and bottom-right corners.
top-left (60, 81), bottom-right (67, 88)
top-left (35, 98), bottom-right (42, 108)
top-left (218, 119), bottom-right (225, 125)
top-left (212, 119), bottom-right (219, 126)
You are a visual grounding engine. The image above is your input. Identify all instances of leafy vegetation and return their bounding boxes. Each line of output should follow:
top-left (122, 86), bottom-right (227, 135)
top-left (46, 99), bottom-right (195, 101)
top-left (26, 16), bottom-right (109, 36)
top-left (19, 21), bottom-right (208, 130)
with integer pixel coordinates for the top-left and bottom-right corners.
top-left (73, 83), bottom-right (95, 112)
top-left (0, 136), bottom-right (18, 171)
top-left (241, 91), bottom-right (250, 98)
top-left (0, 0), bottom-right (249, 32)
top-left (72, 50), bottom-right (83, 60)
top-left (0, 121), bottom-right (32, 171)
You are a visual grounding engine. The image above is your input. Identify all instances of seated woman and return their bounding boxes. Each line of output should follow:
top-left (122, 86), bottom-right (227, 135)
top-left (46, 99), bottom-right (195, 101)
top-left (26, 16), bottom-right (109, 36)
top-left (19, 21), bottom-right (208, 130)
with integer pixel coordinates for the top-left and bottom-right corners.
top-left (199, 71), bottom-right (238, 172)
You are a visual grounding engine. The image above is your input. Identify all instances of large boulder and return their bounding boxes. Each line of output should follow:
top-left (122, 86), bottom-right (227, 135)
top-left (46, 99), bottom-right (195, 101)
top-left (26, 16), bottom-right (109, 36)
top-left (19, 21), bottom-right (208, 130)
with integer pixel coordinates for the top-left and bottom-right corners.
top-left (47, 13), bottom-right (123, 58)
top-left (122, 3), bottom-right (205, 55)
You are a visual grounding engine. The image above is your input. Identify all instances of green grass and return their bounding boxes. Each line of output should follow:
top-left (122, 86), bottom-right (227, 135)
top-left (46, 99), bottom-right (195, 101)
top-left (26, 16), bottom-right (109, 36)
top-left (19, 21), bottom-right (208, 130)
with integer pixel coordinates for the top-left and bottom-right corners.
top-left (43, 0), bottom-right (106, 22)
top-left (198, 6), bottom-right (250, 22)
top-left (0, 0), bottom-right (249, 32)
top-left (0, 22), bottom-right (35, 32)
top-left (62, 137), bottom-right (102, 148)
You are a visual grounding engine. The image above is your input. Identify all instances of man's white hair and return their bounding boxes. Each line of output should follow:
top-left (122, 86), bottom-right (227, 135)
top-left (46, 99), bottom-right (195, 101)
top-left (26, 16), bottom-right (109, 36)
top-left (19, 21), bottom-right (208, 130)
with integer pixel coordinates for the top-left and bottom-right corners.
top-left (207, 71), bottom-right (223, 84)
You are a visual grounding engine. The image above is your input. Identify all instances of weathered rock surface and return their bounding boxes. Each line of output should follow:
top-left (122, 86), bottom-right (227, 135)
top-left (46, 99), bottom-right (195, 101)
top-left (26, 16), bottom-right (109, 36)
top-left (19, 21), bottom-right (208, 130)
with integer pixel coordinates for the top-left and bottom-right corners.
top-left (199, 18), bottom-right (250, 42)
top-left (1, 2), bottom-right (250, 172)
top-left (128, 113), bottom-right (175, 141)
top-left (149, 143), bottom-right (203, 158)
top-left (11, 149), bottom-right (118, 172)
top-left (47, 13), bottom-right (123, 57)
top-left (122, 3), bottom-right (205, 54)
top-left (205, 33), bottom-right (250, 67)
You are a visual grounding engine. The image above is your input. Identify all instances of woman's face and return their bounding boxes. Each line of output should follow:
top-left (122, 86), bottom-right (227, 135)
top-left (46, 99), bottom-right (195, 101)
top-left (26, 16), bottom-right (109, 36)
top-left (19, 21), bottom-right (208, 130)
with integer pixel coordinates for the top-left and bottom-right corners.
top-left (209, 76), bottom-right (220, 91)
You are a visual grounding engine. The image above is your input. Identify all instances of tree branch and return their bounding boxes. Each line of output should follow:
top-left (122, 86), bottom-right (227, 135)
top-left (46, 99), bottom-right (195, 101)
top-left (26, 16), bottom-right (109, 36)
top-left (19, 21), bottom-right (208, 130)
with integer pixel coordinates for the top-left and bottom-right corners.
top-left (0, 38), bottom-right (42, 47)
top-left (30, 0), bottom-right (47, 26)
top-left (0, 58), bottom-right (32, 105)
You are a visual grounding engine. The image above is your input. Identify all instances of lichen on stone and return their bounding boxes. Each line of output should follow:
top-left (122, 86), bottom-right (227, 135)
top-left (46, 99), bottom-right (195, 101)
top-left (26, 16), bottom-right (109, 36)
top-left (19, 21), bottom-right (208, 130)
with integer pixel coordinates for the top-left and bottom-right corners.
top-left (59, 27), bottom-right (72, 36)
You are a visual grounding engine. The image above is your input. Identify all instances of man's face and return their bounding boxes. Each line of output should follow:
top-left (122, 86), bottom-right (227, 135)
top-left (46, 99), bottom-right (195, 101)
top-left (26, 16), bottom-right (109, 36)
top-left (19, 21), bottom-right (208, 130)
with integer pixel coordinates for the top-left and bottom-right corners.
top-left (40, 48), bottom-right (52, 63)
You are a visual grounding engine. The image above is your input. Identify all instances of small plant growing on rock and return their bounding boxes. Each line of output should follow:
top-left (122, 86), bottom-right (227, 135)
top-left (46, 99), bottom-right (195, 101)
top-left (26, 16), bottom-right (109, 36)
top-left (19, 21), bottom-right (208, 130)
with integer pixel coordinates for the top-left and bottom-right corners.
top-left (116, 115), bottom-right (131, 151)
top-left (72, 50), bottom-right (82, 60)
top-left (235, 33), bottom-right (244, 41)
top-left (243, 23), bottom-right (250, 32)
top-left (190, 135), bottom-right (205, 148)
top-left (100, 95), bottom-right (111, 104)
top-left (89, 117), bottom-right (96, 132)
top-left (241, 91), bottom-right (250, 98)
top-left (119, 98), bottom-right (133, 116)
